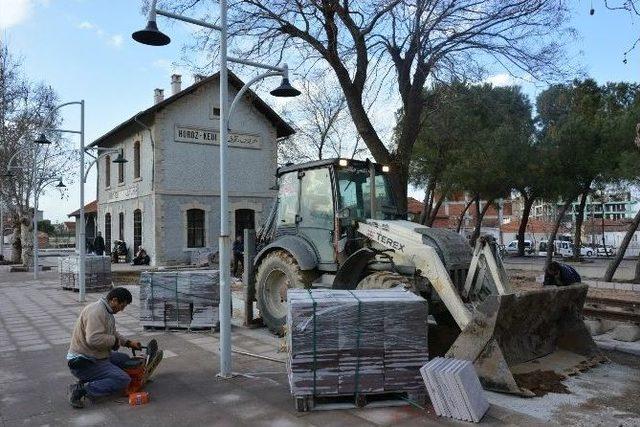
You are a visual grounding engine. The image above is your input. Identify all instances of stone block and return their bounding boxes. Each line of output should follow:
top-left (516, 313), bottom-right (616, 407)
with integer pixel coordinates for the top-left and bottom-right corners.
top-left (600, 319), bottom-right (619, 332)
top-left (613, 324), bottom-right (640, 342)
top-left (632, 284), bottom-right (640, 292)
top-left (614, 282), bottom-right (634, 291)
top-left (584, 319), bottom-right (603, 336)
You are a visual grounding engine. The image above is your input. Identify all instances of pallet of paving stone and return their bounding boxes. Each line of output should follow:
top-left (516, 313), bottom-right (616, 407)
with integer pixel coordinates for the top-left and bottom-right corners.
top-left (139, 270), bottom-right (220, 330)
top-left (287, 288), bottom-right (428, 409)
top-left (420, 357), bottom-right (489, 423)
top-left (58, 255), bottom-right (112, 292)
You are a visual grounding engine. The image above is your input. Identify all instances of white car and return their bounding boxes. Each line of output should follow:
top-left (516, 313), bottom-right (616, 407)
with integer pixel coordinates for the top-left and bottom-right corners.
top-left (596, 245), bottom-right (616, 257)
top-left (555, 241), bottom-right (594, 257)
top-left (504, 240), bottom-right (534, 255)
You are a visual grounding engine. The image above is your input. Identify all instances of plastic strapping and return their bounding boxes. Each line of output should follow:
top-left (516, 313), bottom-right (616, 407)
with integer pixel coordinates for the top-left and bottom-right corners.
top-left (348, 290), bottom-right (363, 395)
top-left (307, 289), bottom-right (318, 396)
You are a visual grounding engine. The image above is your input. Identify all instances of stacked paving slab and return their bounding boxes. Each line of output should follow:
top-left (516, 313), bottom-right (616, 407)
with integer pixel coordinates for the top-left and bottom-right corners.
top-left (139, 270), bottom-right (220, 329)
top-left (420, 357), bottom-right (489, 423)
top-left (287, 289), bottom-right (428, 397)
top-left (59, 255), bottom-right (112, 292)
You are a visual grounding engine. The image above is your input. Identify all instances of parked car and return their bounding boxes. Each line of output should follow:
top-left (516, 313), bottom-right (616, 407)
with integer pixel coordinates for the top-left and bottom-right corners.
top-left (554, 241), bottom-right (595, 258)
top-left (504, 240), bottom-right (534, 255)
top-left (596, 245), bottom-right (617, 257)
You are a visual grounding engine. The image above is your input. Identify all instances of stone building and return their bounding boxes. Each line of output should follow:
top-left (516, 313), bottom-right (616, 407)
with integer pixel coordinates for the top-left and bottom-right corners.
top-left (89, 73), bottom-right (294, 265)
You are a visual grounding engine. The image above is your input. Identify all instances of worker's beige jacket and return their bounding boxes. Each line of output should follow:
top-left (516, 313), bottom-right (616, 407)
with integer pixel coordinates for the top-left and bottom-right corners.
top-left (68, 298), bottom-right (126, 360)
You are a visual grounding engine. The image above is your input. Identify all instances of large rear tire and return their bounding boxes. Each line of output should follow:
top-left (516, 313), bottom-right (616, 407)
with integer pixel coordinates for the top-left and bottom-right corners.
top-left (356, 271), bottom-right (412, 290)
top-left (255, 250), bottom-right (316, 336)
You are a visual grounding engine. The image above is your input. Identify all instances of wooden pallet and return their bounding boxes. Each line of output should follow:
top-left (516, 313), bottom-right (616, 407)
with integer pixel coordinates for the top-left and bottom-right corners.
top-left (61, 286), bottom-right (112, 293)
top-left (293, 391), bottom-right (426, 412)
top-left (142, 324), bottom-right (218, 332)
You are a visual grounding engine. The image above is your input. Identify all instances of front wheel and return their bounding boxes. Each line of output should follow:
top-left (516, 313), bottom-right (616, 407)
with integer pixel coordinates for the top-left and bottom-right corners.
top-left (255, 250), bottom-right (316, 336)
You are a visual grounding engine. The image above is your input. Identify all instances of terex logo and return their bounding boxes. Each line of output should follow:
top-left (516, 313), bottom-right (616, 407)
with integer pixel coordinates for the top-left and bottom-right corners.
top-left (376, 233), bottom-right (405, 252)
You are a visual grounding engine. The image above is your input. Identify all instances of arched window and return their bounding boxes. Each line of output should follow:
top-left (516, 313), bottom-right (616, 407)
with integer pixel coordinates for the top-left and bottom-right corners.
top-left (105, 155), bottom-right (111, 188)
top-left (186, 209), bottom-right (205, 248)
top-left (133, 209), bottom-right (142, 253)
top-left (105, 213), bottom-right (111, 253)
top-left (134, 141), bottom-right (141, 179)
top-left (118, 212), bottom-right (124, 241)
top-left (118, 150), bottom-right (125, 184)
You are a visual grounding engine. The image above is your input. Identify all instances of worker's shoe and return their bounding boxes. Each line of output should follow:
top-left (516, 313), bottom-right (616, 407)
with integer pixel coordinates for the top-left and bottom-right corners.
top-left (68, 383), bottom-right (86, 408)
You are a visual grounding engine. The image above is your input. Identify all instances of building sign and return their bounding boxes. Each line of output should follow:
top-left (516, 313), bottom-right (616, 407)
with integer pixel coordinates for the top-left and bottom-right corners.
top-left (108, 186), bottom-right (138, 202)
top-left (174, 125), bottom-right (261, 149)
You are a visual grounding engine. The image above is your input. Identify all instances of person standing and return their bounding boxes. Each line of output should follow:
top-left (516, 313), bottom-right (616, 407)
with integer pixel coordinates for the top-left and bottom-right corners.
top-left (232, 235), bottom-right (244, 277)
top-left (93, 231), bottom-right (105, 256)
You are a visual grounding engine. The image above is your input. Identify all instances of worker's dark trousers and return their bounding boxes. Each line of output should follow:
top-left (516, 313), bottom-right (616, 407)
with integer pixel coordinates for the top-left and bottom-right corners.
top-left (69, 352), bottom-right (131, 398)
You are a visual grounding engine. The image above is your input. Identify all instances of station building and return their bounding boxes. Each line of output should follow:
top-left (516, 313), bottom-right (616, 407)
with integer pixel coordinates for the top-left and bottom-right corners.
top-left (90, 73), bottom-right (294, 265)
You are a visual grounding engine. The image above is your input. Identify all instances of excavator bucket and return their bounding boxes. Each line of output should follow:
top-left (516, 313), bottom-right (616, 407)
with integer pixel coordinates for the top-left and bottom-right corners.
top-left (446, 284), bottom-right (604, 396)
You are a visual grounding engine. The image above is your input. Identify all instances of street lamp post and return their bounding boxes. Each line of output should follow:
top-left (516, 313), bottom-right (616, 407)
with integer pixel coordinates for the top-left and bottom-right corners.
top-left (132, 0), bottom-right (300, 378)
top-left (35, 101), bottom-right (87, 299)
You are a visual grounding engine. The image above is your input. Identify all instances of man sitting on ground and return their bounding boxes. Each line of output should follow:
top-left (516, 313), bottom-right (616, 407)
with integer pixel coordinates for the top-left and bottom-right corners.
top-left (132, 247), bottom-right (150, 266)
top-left (67, 287), bottom-right (141, 408)
top-left (543, 261), bottom-right (582, 287)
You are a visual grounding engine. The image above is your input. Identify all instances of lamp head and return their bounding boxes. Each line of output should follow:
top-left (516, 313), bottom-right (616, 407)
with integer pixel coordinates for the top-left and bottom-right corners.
top-left (34, 133), bottom-right (51, 145)
top-left (56, 179), bottom-right (66, 188)
top-left (113, 152), bottom-right (128, 164)
top-left (132, 20), bottom-right (171, 46)
top-left (270, 77), bottom-right (301, 97)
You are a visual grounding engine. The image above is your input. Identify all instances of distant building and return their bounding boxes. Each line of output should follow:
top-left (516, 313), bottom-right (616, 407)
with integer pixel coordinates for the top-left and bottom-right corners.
top-left (530, 191), bottom-right (639, 222)
top-left (90, 73), bottom-right (294, 265)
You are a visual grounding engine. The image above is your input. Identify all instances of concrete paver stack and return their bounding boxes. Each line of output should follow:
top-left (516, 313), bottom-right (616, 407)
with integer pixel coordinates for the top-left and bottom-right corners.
top-left (286, 289), bottom-right (428, 401)
top-left (58, 255), bottom-right (112, 292)
top-left (139, 270), bottom-right (220, 329)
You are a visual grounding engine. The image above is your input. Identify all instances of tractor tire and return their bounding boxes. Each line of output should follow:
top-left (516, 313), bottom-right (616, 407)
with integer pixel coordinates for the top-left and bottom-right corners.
top-left (255, 250), bottom-right (316, 336)
top-left (356, 271), bottom-right (412, 290)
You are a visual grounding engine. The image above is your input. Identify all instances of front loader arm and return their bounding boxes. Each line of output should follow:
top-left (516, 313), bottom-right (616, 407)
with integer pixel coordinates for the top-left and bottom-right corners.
top-left (357, 220), bottom-right (473, 329)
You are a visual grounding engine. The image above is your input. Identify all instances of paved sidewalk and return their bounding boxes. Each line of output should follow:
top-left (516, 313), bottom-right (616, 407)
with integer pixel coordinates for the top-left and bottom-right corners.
top-left (2, 271), bottom-right (639, 426)
top-left (0, 271), bottom-right (463, 426)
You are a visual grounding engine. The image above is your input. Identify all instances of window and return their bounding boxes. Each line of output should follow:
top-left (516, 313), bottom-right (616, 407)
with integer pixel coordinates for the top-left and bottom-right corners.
top-left (299, 168), bottom-right (333, 229)
top-left (276, 172), bottom-right (299, 226)
top-left (118, 212), bottom-right (124, 241)
top-left (133, 209), bottom-right (142, 253)
top-left (118, 154), bottom-right (124, 184)
top-left (187, 209), bottom-right (205, 248)
top-left (105, 213), bottom-right (111, 253)
top-left (134, 141), bottom-right (141, 179)
top-left (105, 155), bottom-right (111, 188)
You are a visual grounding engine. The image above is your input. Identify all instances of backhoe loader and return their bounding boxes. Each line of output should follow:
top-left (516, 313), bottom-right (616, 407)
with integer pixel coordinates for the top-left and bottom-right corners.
top-left (245, 158), bottom-right (602, 396)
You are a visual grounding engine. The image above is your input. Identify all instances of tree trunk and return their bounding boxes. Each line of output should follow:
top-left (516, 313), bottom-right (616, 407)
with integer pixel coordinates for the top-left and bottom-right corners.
top-left (545, 199), bottom-right (573, 269)
top-left (20, 216), bottom-right (33, 268)
top-left (573, 191), bottom-right (589, 260)
top-left (470, 199), bottom-right (493, 246)
top-left (604, 208), bottom-right (640, 282)
top-left (427, 193), bottom-right (446, 227)
top-left (10, 223), bottom-right (21, 264)
top-left (419, 182), bottom-right (435, 225)
top-left (517, 195), bottom-right (534, 257)
top-left (456, 196), bottom-right (476, 233)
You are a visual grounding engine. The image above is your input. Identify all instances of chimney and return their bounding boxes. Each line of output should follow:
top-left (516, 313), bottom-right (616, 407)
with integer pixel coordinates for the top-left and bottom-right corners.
top-left (193, 74), bottom-right (206, 83)
top-left (171, 74), bottom-right (182, 95)
top-left (154, 88), bottom-right (164, 104)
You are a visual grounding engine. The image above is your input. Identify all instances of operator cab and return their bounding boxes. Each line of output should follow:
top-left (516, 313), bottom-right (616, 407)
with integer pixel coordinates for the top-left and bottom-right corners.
top-left (263, 158), bottom-right (400, 271)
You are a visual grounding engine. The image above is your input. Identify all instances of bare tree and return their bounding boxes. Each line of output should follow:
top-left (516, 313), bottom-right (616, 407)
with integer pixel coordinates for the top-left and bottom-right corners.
top-left (163, 0), bottom-right (572, 211)
top-left (0, 42), bottom-right (73, 265)
top-left (279, 77), bottom-right (365, 163)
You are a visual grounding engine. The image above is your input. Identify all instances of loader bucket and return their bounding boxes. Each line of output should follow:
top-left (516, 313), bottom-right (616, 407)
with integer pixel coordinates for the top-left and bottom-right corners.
top-left (446, 284), bottom-right (604, 396)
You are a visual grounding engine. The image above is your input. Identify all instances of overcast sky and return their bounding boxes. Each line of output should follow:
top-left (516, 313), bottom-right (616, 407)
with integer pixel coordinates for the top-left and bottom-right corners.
top-left (1, 0), bottom-right (638, 221)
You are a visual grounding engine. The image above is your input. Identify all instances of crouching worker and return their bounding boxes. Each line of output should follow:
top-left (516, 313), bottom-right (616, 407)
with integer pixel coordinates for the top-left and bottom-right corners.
top-left (543, 261), bottom-right (582, 287)
top-left (67, 287), bottom-right (141, 408)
